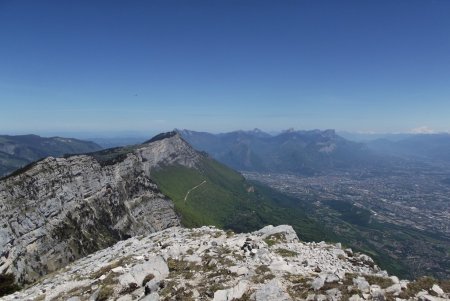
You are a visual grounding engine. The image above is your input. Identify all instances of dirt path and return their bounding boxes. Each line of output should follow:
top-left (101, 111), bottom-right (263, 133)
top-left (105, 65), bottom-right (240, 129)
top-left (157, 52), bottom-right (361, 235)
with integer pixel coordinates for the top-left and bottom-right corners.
top-left (184, 180), bottom-right (207, 202)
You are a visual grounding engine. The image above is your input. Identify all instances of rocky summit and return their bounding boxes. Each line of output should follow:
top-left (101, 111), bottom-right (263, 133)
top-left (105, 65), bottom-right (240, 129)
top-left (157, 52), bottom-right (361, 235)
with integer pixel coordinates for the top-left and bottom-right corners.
top-left (2, 225), bottom-right (448, 301)
top-left (0, 132), bottom-right (201, 286)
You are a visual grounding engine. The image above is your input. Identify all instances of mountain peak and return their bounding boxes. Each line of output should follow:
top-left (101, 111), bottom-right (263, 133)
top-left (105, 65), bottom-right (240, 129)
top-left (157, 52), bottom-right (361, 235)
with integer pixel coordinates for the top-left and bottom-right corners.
top-left (143, 131), bottom-right (179, 144)
top-left (0, 131), bottom-right (205, 286)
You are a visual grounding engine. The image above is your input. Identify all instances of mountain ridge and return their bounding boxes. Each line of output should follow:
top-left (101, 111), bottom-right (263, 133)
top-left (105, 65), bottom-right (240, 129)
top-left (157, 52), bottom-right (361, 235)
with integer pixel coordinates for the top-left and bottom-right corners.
top-left (177, 128), bottom-right (377, 175)
top-left (0, 133), bottom-right (201, 287)
top-left (0, 134), bottom-right (102, 177)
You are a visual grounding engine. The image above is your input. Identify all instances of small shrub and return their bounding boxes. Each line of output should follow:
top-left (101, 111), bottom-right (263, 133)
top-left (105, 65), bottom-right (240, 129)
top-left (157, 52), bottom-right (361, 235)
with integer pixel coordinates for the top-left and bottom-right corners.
top-left (253, 265), bottom-right (275, 283)
top-left (142, 273), bottom-right (155, 286)
top-left (255, 265), bottom-right (271, 274)
top-left (120, 282), bottom-right (138, 294)
top-left (96, 285), bottom-right (114, 301)
top-left (275, 248), bottom-right (298, 257)
top-left (264, 233), bottom-right (286, 247)
top-left (398, 277), bottom-right (436, 299)
top-left (365, 275), bottom-right (394, 289)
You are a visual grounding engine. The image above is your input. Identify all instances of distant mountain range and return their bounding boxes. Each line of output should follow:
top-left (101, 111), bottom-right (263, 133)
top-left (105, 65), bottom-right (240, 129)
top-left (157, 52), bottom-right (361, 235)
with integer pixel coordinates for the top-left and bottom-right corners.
top-left (179, 129), bottom-right (450, 172)
top-left (0, 135), bottom-right (102, 176)
top-left (366, 133), bottom-right (450, 163)
top-left (3, 130), bottom-right (450, 178)
top-left (178, 128), bottom-right (378, 175)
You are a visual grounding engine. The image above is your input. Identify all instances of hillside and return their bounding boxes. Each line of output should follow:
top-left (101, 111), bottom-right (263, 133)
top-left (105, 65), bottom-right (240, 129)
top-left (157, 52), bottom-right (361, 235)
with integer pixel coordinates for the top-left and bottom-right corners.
top-left (0, 135), bottom-right (102, 176)
top-left (0, 132), bottom-right (330, 294)
top-left (178, 129), bottom-right (378, 175)
top-left (151, 155), bottom-right (329, 242)
top-left (2, 225), bottom-right (449, 301)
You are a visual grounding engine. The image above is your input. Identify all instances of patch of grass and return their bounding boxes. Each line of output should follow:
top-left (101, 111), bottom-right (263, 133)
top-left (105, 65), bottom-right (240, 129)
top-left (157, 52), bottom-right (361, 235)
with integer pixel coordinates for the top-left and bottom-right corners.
top-left (167, 258), bottom-right (202, 278)
top-left (90, 256), bottom-right (133, 279)
top-left (398, 277), bottom-right (437, 299)
top-left (50, 285), bottom-right (91, 301)
top-left (255, 265), bottom-right (271, 274)
top-left (316, 274), bottom-right (363, 300)
top-left (275, 248), bottom-right (298, 257)
top-left (439, 280), bottom-right (450, 293)
top-left (285, 274), bottom-right (311, 299)
top-left (284, 273), bottom-right (310, 285)
top-left (252, 265), bottom-right (275, 283)
top-left (159, 279), bottom-right (177, 299)
top-left (264, 233), bottom-right (287, 247)
top-left (96, 285), bottom-right (114, 301)
top-left (365, 275), bottom-right (394, 289)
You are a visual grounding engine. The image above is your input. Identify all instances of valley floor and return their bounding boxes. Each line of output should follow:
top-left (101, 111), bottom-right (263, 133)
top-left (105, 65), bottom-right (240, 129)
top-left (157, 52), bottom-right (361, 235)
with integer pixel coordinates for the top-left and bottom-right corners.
top-left (243, 170), bottom-right (450, 280)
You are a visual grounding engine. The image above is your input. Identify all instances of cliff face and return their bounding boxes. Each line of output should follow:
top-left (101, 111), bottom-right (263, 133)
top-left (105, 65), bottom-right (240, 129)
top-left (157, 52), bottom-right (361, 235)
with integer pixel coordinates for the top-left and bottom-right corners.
top-left (0, 133), bottom-right (198, 285)
top-left (2, 225), bottom-right (448, 301)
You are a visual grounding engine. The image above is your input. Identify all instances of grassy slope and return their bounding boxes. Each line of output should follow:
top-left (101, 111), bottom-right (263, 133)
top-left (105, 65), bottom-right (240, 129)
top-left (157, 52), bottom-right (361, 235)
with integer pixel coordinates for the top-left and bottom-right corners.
top-left (152, 157), bottom-right (449, 279)
top-left (151, 157), bottom-right (332, 242)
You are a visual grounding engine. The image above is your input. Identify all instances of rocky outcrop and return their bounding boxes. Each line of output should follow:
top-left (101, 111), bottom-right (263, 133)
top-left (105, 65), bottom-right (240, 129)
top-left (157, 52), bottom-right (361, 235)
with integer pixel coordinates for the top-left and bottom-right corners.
top-left (0, 133), bottom-right (199, 285)
top-left (2, 225), bottom-right (448, 301)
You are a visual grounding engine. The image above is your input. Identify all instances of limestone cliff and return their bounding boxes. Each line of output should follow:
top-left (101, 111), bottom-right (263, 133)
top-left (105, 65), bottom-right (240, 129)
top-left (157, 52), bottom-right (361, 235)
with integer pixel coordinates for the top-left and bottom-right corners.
top-left (0, 132), bottom-right (199, 285)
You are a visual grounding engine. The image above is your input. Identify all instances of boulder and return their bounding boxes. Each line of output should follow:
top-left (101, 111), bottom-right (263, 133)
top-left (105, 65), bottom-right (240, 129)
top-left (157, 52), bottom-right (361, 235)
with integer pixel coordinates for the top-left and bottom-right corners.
top-left (385, 283), bottom-right (402, 295)
top-left (431, 284), bottom-right (444, 296)
top-left (311, 277), bottom-right (325, 291)
top-left (353, 277), bottom-right (370, 293)
top-left (214, 281), bottom-right (249, 301)
top-left (254, 279), bottom-right (292, 301)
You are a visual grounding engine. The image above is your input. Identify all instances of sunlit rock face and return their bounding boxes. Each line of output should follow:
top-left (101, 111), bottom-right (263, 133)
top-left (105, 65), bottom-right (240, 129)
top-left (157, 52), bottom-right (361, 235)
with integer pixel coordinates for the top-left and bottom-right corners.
top-left (0, 133), bottom-right (199, 285)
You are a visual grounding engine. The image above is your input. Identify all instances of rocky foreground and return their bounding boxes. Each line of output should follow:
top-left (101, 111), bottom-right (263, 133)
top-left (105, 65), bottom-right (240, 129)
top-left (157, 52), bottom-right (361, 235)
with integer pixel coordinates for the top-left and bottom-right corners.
top-left (2, 225), bottom-right (448, 301)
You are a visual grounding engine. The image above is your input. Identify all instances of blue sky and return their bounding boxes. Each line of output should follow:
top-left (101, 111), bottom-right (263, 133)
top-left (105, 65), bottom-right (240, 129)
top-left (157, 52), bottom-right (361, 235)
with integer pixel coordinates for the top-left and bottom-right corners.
top-left (1, 0), bottom-right (450, 136)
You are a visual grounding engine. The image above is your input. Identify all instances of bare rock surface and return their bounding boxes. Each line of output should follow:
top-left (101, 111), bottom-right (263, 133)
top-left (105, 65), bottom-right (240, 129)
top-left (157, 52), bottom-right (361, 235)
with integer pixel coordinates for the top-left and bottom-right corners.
top-left (3, 225), bottom-right (448, 301)
top-left (0, 134), bottom-right (199, 284)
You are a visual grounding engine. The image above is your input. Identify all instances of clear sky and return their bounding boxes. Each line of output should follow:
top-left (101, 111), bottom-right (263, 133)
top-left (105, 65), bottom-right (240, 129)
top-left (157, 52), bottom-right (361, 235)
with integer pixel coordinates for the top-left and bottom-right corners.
top-left (1, 0), bottom-right (450, 136)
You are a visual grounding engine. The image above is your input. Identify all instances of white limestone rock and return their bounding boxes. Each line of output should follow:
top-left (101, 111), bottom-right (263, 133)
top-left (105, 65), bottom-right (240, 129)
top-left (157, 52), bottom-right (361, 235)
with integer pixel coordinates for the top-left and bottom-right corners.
top-left (213, 281), bottom-right (249, 301)
top-left (312, 277), bottom-right (325, 291)
top-left (390, 275), bottom-right (400, 284)
top-left (353, 276), bottom-right (370, 293)
top-left (254, 279), bottom-right (292, 301)
top-left (1, 225), bottom-right (446, 301)
top-left (432, 284), bottom-right (445, 296)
